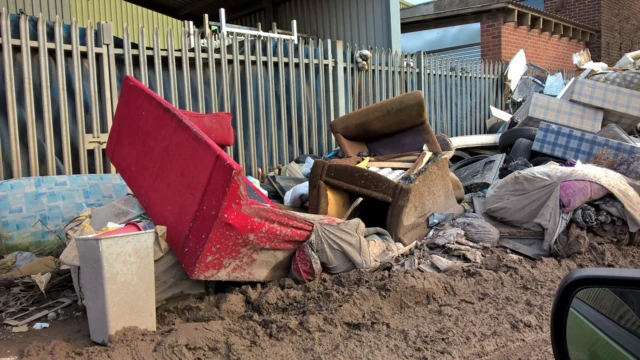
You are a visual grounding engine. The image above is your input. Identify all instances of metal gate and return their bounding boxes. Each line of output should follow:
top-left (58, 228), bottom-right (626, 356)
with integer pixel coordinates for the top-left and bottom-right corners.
top-left (1, 9), bottom-right (520, 180)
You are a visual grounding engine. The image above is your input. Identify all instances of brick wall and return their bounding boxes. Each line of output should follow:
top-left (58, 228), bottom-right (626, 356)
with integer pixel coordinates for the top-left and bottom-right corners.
top-left (502, 23), bottom-right (585, 69)
top-left (544, 0), bottom-right (603, 61)
top-left (480, 16), bottom-right (503, 61)
top-left (544, 0), bottom-right (601, 28)
top-left (481, 17), bottom-right (586, 69)
top-left (601, 0), bottom-right (640, 64)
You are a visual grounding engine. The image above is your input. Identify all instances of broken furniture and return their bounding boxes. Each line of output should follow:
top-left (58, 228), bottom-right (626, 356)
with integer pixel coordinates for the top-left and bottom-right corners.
top-left (309, 91), bottom-right (463, 246)
top-left (532, 123), bottom-right (640, 162)
top-left (329, 91), bottom-right (441, 157)
top-left (106, 76), bottom-right (315, 281)
top-left (76, 229), bottom-right (156, 345)
top-left (179, 110), bottom-right (235, 150)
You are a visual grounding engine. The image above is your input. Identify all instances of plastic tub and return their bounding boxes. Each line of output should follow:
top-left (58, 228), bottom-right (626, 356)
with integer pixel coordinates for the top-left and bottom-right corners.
top-left (76, 229), bottom-right (156, 344)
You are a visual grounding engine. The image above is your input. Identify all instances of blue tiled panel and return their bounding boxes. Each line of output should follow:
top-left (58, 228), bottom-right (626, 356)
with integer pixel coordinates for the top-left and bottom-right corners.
top-left (0, 174), bottom-right (130, 255)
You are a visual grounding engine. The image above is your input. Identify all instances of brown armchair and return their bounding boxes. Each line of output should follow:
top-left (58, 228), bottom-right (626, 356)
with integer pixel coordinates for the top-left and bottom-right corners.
top-left (309, 91), bottom-right (463, 246)
top-left (331, 91), bottom-right (442, 157)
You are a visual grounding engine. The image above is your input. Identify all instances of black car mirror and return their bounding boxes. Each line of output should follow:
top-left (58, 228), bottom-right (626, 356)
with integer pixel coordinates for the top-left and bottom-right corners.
top-left (551, 269), bottom-right (640, 360)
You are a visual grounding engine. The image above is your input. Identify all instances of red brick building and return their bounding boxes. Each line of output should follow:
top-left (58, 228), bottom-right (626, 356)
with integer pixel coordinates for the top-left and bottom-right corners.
top-left (544, 0), bottom-right (640, 64)
top-left (401, 0), bottom-right (598, 69)
top-left (480, 13), bottom-right (587, 69)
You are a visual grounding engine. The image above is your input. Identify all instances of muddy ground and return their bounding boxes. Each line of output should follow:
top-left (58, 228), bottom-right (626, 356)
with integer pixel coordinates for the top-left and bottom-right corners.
top-left (3, 244), bottom-right (640, 359)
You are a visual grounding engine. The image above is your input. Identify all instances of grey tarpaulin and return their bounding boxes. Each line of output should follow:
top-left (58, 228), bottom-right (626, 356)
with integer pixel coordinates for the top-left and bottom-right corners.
top-left (484, 162), bottom-right (640, 250)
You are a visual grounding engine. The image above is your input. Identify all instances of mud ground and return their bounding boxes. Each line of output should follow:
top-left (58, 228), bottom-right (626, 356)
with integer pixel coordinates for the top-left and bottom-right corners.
top-left (3, 244), bottom-right (640, 360)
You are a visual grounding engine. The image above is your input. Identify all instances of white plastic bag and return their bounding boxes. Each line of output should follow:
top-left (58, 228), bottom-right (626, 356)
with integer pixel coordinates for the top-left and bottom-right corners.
top-left (284, 181), bottom-right (310, 207)
top-left (300, 157), bottom-right (315, 177)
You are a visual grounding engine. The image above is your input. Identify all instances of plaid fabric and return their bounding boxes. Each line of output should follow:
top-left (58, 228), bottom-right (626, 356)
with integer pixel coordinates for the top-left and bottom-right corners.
top-left (516, 93), bottom-right (602, 133)
top-left (590, 71), bottom-right (640, 91)
top-left (562, 78), bottom-right (640, 132)
top-left (532, 122), bottom-right (640, 162)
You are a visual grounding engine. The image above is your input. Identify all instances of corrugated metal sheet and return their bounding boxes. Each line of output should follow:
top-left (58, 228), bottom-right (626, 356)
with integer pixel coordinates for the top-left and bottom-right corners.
top-left (430, 45), bottom-right (482, 59)
top-left (0, 0), bottom-right (72, 21)
top-left (233, 9), bottom-right (266, 29)
top-left (235, 0), bottom-right (401, 50)
top-left (72, 0), bottom-right (183, 48)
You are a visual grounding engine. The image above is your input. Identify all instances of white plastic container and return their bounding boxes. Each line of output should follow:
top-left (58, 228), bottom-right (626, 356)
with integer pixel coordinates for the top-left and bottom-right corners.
top-left (76, 230), bottom-right (156, 345)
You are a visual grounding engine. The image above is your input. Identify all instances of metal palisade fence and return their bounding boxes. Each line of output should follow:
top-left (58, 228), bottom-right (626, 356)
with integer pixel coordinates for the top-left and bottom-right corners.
top-left (1, 10), bottom-right (523, 180)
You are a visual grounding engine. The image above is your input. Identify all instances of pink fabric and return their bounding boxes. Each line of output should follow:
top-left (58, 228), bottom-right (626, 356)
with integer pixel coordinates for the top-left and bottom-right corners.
top-left (559, 180), bottom-right (610, 213)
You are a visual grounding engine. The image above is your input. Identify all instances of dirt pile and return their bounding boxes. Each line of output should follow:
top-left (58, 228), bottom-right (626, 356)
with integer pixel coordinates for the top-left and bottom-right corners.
top-left (18, 245), bottom-right (640, 360)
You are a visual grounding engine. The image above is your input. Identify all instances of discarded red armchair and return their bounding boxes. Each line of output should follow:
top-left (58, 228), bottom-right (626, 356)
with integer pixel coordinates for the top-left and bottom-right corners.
top-left (106, 76), bottom-right (314, 281)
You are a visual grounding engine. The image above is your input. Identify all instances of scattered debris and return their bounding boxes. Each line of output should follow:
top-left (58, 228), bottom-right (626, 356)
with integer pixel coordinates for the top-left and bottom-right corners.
top-left (486, 162), bottom-right (640, 251)
top-left (3, 47), bottom-right (640, 354)
top-left (3, 297), bottom-right (73, 327)
top-left (499, 239), bottom-right (546, 260)
top-left (32, 322), bottom-right (49, 330)
top-left (452, 214), bottom-right (500, 246)
top-left (11, 325), bottom-right (28, 333)
top-left (453, 154), bottom-right (505, 193)
top-left (430, 255), bottom-right (462, 273)
top-left (355, 50), bottom-right (371, 71)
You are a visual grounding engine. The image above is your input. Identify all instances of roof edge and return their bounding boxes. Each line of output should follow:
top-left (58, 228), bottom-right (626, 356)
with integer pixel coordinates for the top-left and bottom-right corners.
top-left (401, 0), bottom-right (598, 34)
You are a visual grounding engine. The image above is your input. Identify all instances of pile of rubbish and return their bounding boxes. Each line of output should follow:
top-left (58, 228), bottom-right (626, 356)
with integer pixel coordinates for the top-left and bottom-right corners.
top-left (2, 48), bottom-right (640, 346)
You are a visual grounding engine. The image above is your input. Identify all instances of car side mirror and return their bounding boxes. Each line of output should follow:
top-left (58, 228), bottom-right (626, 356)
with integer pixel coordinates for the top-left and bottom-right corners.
top-left (551, 268), bottom-right (640, 360)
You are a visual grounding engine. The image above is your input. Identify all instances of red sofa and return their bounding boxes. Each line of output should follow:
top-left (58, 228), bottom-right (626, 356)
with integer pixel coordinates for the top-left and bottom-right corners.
top-left (106, 76), bottom-right (314, 281)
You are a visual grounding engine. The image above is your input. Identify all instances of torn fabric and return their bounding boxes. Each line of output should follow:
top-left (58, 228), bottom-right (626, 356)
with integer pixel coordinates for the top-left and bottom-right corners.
top-left (290, 215), bottom-right (411, 282)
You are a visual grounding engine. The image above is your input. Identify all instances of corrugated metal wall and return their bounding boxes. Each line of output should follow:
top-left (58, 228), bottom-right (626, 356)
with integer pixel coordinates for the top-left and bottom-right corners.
top-left (1, 0), bottom-right (183, 48)
top-left (0, 0), bottom-right (72, 20)
top-left (72, 0), bottom-right (183, 48)
top-left (233, 9), bottom-right (266, 29)
top-left (233, 0), bottom-right (401, 50)
top-left (430, 45), bottom-right (482, 59)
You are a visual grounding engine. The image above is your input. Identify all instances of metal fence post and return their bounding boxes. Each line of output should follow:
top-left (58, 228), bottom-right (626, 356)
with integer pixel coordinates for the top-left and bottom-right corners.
top-left (97, 21), bottom-right (116, 173)
top-left (331, 40), bottom-right (346, 121)
top-left (416, 51), bottom-right (426, 114)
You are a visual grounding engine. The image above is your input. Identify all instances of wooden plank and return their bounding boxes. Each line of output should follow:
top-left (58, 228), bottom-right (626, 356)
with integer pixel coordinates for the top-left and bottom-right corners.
top-left (405, 151), bottom-right (432, 175)
top-left (368, 162), bottom-right (414, 169)
top-left (382, 155), bottom-right (420, 162)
